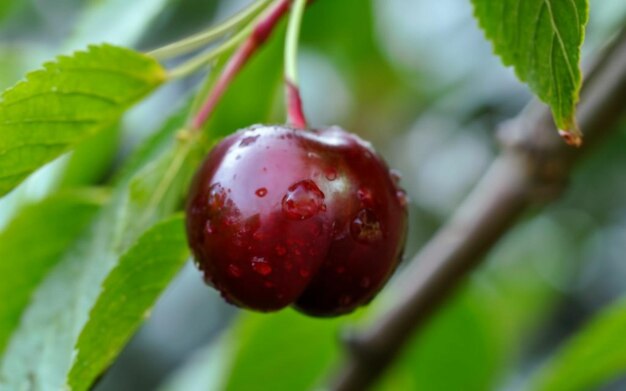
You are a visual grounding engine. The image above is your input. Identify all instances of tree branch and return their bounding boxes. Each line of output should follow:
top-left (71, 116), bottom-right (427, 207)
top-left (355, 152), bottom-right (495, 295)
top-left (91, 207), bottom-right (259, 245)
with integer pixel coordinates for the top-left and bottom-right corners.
top-left (330, 29), bottom-right (626, 391)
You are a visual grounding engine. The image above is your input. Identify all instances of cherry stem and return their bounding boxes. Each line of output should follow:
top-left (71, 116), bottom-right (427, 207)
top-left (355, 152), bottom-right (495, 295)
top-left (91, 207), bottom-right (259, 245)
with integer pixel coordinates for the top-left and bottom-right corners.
top-left (286, 80), bottom-right (308, 128)
top-left (284, 0), bottom-right (309, 128)
top-left (191, 0), bottom-right (292, 131)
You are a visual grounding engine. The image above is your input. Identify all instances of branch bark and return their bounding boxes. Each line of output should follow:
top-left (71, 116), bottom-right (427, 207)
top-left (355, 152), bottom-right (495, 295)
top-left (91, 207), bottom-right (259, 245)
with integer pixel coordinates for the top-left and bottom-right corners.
top-left (331, 29), bottom-right (626, 391)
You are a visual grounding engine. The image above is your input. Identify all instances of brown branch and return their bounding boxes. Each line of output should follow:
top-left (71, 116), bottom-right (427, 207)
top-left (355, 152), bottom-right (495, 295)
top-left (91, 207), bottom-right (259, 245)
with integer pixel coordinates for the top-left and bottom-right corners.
top-left (331, 29), bottom-right (626, 391)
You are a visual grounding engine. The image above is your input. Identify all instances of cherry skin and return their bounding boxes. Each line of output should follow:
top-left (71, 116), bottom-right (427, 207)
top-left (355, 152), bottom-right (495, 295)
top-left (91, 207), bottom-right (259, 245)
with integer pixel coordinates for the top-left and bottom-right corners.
top-left (185, 125), bottom-right (408, 316)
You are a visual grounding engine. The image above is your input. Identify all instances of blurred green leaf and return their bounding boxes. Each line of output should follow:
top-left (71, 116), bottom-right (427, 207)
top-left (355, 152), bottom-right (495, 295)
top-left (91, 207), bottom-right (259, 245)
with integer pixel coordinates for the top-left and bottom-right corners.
top-left (159, 337), bottom-right (233, 391)
top-left (67, 0), bottom-right (173, 49)
top-left (377, 287), bottom-right (507, 391)
top-left (529, 298), bottom-right (626, 391)
top-left (161, 309), bottom-right (355, 391)
top-left (471, 0), bottom-right (589, 133)
top-left (112, 103), bottom-right (190, 185)
top-left (68, 215), bottom-right (189, 391)
top-left (59, 124), bottom-right (120, 187)
top-left (0, 0), bottom-right (16, 23)
top-left (224, 310), bottom-right (346, 391)
top-left (0, 189), bottom-right (105, 356)
top-left (375, 215), bottom-right (571, 391)
top-left (0, 44), bottom-right (166, 197)
top-left (0, 46), bottom-right (28, 91)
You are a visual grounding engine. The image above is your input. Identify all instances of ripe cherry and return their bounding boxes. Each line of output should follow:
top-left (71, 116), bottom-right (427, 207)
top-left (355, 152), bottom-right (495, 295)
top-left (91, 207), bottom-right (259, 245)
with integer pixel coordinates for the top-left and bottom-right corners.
top-left (185, 125), bottom-right (408, 316)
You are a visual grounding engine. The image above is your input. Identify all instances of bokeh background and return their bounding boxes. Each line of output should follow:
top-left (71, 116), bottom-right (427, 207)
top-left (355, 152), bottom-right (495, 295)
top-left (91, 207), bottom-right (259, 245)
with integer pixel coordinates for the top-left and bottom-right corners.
top-left (1, 0), bottom-right (626, 390)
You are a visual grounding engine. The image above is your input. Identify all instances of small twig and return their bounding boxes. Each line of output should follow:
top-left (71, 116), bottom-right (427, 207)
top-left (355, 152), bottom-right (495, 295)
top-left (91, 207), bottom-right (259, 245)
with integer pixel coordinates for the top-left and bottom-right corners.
top-left (167, 26), bottom-right (251, 79)
top-left (330, 29), bottom-right (626, 391)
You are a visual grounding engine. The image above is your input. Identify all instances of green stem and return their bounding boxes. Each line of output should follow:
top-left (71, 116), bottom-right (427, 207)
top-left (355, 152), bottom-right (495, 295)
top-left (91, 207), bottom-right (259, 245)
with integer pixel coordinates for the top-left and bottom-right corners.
top-left (284, 0), bottom-right (308, 128)
top-left (148, 0), bottom-right (272, 60)
top-left (168, 26), bottom-right (252, 79)
top-left (284, 0), bottom-right (306, 87)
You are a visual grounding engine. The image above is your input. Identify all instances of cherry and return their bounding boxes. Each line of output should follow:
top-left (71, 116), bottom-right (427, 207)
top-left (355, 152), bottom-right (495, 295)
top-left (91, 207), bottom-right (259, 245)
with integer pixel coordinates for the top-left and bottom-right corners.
top-left (185, 125), bottom-right (408, 316)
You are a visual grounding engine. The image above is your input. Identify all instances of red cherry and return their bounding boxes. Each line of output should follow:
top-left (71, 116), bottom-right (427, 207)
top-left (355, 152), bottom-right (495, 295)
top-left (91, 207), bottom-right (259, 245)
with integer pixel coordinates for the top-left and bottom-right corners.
top-left (185, 125), bottom-right (408, 316)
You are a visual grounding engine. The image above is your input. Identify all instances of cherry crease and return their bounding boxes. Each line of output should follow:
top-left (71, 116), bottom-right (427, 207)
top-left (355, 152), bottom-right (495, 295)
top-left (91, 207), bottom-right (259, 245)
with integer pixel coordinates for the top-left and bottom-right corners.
top-left (186, 125), bottom-right (408, 316)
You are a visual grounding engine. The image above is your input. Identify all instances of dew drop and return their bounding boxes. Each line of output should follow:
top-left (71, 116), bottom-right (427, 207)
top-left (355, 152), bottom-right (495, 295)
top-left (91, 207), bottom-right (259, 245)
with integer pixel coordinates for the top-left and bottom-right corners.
top-left (207, 183), bottom-right (227, 210)
top-left (255, 188), bottom-right (268, 197)
top-left (389, 169), bottom-right (402, 184)
top-left (264, 281), bottom-right (274, 288)
top-left (350, 209), bottom-right (383, 244)
top-left (281, 180), bottom-right (325, 220)
top-left (224, 215), bottom-right (238, 226)
top-left (228, 264), bottom-right (242, 278)
top-left (360, 277), bottom-right (371, 288)
top-left (284, 261), bottom-right (293, 271)
top-left (239, 135), bottom-right (260, 147)
top-left (336, 266), bottom-right (346, 274)
top-left (251, 256), bottom-right (272, 276)
top-left (205, 220), bottom-right (214, 235)
top-left (325, 169), bottom-right (337, 181)
top-left (275, 245), bottom-right (287, 256)
top-left (299, 268), bottom-right (310, 278)
top-left (396, 189), bottom-right (409, 208)
top-left (357, 187), bottom-right (374, 206)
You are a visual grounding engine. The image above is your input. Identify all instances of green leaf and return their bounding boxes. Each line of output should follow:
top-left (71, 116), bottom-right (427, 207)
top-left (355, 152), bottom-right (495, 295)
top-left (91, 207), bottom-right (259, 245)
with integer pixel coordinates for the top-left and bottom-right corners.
top-left (0, 189), bottom-right (105, 356)
top-left (0, 44), bottom-right (166, 197)
top-left (0, 103), bottom-right (191, 390)
top-left (68, 215), bottom-right (189, 391)
top-left (114, 135), bottom-right (204, 251)
top-left (471, 0), bottom-right (589, 139)
top-left (529, 298), bottom-right (626, 391)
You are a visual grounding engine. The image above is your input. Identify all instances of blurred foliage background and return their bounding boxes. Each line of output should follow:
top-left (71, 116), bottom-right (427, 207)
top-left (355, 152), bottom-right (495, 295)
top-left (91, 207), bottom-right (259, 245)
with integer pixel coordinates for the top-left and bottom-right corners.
top-left (1, 0), bottom-right (626, 390)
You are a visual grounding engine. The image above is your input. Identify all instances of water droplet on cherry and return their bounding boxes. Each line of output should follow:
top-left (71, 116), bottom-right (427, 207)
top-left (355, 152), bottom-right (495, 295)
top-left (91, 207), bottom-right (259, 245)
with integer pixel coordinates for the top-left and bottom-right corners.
top-left (281, 180), bottom-right (326, 220)
top-left (350, 209), bottom-right (383, 244)
top-left (239, 135), bottom-right (260, 147)
top-left (389, 169), bottom-right (402, 184)
top-left (325, 169), bottom-right (337, 181)
top-left (396, 189), bottom-right (409, 208)
top-left (251, 257), bottom-right (272, 276)
top-left (357, 187), bottom-right (374, 206)
top-left (255, 188), bottom-right (268, 197)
